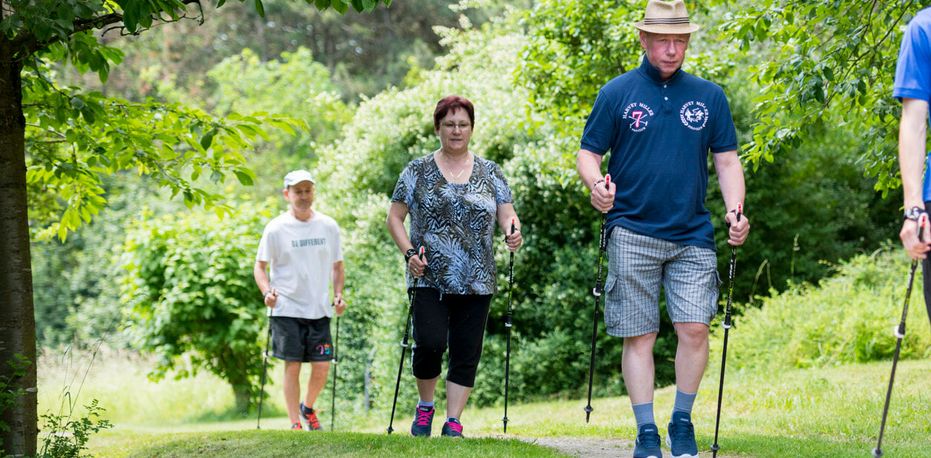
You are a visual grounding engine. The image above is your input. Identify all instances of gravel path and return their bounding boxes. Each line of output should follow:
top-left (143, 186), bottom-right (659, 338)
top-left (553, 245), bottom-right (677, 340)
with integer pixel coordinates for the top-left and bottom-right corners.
top-left (515, 436), bottom-right (741, 457)
top-left (519, 436), bottom-right (634, 457)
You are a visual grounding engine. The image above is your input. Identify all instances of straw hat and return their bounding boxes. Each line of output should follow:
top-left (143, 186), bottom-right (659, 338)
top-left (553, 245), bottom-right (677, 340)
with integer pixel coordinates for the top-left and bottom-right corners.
top-left (634, 0), bottom-right (700, 34)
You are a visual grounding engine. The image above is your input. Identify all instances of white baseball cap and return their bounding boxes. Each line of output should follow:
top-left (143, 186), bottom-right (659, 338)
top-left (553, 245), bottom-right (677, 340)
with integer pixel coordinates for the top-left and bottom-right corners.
top-left (283, 169), bottom-right (315, 188)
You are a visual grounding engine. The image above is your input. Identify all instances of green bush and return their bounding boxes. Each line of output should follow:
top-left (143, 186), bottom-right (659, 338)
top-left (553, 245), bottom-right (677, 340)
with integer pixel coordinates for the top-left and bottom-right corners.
top-left (722, 247), bottom-right (931, 371)
top-left (119, 197), bottom-right (275, 414)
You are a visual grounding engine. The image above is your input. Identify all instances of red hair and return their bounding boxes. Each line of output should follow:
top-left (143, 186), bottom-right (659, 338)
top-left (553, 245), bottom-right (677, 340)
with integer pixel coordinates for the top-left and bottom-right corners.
top-left (433, 95), bottom-right (475, 130)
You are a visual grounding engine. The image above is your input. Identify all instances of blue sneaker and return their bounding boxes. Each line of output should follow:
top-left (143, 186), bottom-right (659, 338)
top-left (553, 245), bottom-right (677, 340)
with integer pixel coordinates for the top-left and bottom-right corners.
top-left (410, 405), bottom-right (435, 437)
top-left (634, 423), bottom-right (663, 458)
top-left (666, 411), bottom-right (698, 458)
top-left (441, 418), bottom-right (464, 438)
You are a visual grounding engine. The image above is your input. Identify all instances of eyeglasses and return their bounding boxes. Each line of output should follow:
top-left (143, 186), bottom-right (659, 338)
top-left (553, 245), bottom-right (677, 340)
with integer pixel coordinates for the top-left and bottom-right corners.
top-left (441, 122), bottom-right (471, 130)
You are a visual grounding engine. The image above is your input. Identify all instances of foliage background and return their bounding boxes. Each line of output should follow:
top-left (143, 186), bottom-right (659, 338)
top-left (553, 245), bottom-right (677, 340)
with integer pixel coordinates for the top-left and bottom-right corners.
top-left (24, 0), bottom-right (931, 421)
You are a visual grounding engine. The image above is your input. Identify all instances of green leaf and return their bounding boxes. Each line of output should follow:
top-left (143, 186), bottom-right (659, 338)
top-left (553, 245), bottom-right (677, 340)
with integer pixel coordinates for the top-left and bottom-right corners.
top-left (253, 0), bottom-right (265, 17)
top-left (199, 129), bottom-right (217, 150)
top-left (233, 169), bottom-right (254, 186)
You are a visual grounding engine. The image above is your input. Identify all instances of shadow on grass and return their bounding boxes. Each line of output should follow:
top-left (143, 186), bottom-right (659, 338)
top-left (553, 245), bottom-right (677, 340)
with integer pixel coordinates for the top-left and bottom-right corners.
top-left (120, 430), bottom-right (565, 458)
top-left (184, 404), bottom-right (288, 424)
top-left (702, 433), bottom-right (926, 458)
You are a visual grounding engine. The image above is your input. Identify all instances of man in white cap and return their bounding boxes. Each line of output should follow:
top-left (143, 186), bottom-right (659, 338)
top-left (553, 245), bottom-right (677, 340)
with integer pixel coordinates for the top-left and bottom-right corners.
top-left (253, 169), bottom-right (346, 431)
top-left (576, 1), bottom-right (749, 457)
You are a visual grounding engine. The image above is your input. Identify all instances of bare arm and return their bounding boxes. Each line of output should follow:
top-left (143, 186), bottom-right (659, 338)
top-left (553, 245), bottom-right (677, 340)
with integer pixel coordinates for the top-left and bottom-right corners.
top-left (386, 201), bottom-right (427, 276)
top-left (899, 98), bottom-right (931, 258)
top-left (576, 149), bottom-right (616, 212)
top-left (496, 203), bottom-right (522, 252)
top-left (332, 260), bottom-right (346, 315)
top-left (712, 150), bottom-right (749, 246)
top-left (253, 260), bottom-right (278, 308)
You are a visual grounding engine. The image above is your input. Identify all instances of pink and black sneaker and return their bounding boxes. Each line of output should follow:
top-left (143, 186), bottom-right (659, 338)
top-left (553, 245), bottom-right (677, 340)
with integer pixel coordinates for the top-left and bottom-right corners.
top-left (410, 405), bottom-right (435, 437)
top-left (441, 418), bottom-right (464, 438)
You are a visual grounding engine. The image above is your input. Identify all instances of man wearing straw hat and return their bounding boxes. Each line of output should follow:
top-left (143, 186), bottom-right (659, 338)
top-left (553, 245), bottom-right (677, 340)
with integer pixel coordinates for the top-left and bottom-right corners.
top-left (576, 1), bottom-right (749, 457)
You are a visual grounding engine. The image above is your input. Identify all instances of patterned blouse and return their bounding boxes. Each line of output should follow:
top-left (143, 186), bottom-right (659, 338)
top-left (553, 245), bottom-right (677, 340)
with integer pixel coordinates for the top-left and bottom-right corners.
top-left (391, 153), bottom-right (513, 295)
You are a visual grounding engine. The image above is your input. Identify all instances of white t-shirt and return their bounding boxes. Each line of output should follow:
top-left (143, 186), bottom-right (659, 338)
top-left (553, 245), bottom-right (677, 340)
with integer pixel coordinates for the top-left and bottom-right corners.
top-left (256, 211), bottom-right (343, 319)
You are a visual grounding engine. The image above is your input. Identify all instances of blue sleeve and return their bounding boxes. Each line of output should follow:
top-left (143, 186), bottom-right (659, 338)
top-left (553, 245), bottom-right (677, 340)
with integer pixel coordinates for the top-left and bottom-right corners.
top-left (580, 89), bottom-right (617, 155)
top-left (894, 13), bottom-right (931, 102)
top-left (710, 88), bottom-right (738, 154)
top-left (490, 162), bottom-right (513, 205)
top-left (391, 163), bottom-right (416, 206)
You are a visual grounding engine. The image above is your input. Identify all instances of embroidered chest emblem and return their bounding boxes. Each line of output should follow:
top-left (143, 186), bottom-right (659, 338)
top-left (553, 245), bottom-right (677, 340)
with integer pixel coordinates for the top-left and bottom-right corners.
top-left (622, 102), bottom-right (655, 132)
top-left (680, 101), bottom-right (709, 131)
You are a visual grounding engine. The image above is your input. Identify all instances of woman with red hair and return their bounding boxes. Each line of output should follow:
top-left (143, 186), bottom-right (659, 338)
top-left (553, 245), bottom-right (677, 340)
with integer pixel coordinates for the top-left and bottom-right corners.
top-left (386, 95), bottom-right (523, 438)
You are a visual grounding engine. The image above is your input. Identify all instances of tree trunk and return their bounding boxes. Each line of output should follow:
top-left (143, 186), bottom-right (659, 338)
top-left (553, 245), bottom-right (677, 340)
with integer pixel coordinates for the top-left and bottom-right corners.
top-left (0, 46), bottom-right (38, 457)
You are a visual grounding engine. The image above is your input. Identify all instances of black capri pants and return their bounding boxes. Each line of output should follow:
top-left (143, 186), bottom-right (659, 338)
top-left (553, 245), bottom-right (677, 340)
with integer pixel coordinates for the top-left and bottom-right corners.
top-left (410, 288), bottom-right (492, 387)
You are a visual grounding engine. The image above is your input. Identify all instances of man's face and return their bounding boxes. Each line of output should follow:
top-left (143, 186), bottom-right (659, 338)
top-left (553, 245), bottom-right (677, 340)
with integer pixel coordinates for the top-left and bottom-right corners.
top-left (640, 31), bottom-right (690, 80)
top-left (284, 181), bottom-right (314, 211)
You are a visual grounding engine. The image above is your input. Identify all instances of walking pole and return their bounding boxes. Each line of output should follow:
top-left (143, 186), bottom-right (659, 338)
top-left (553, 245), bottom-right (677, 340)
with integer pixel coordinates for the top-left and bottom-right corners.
top-left (257, 305), bottom-right (273, 430)
top-left (503, 219), bottom-right (517, 434)
top-left (872, 216), bottom-right (925, 458)
top-left (711, 203), bottom-right (741, 458)
top-left (584, 175), bottom-right (610, 423)
top-left (330, 310), bottom-right (340, 431)
top-left (387, 246), bottom-right (424, 434)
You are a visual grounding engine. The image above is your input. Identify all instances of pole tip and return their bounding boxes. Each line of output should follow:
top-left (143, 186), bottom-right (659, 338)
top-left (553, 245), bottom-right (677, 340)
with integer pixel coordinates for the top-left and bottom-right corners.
top-left (872, 448), bottom-right (883, 458)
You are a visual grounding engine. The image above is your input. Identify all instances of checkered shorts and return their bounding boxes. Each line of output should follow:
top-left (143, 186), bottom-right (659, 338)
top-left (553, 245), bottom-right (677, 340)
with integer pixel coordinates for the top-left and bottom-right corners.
top-left (604, 226), bottom-right (720, 337)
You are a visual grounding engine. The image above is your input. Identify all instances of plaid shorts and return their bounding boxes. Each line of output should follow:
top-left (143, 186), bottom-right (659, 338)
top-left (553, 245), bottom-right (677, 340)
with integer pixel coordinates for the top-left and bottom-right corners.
top-left (604, 226), bottom-right (720, 337)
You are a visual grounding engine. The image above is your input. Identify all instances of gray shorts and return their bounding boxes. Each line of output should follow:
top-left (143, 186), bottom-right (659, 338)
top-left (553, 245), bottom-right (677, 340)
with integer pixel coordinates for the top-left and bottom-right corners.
top-left (604, 226), bottom-right (720, 337)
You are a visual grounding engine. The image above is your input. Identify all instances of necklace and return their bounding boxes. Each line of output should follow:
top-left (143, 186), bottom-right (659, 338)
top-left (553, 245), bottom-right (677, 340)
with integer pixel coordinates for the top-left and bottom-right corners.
top-left (438, 150), bottom-right (471, 180)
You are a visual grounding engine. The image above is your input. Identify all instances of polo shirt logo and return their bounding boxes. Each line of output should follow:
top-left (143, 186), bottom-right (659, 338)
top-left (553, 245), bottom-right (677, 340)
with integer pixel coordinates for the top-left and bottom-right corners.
top-left (622, 102), bottom-right (655, 132)
top-left (680, 101), bottom-right (709, 131)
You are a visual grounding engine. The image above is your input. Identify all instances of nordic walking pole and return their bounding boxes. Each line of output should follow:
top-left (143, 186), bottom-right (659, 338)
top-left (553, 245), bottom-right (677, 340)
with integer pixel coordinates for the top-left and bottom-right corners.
top-left (711, 203), bottom-right (742, 458)
top-left (872, 215), bottom-right (925, 458)
top-left (330, 307), bottom-right (340, 431)
top-left (584, 174), bottom-right (611, 423)
top-left (387, 246), bottom-right (424, 434)
top-left (503, 218), bottom-right (517, 434)
top-left (257, 299), bottom-right (275, 430)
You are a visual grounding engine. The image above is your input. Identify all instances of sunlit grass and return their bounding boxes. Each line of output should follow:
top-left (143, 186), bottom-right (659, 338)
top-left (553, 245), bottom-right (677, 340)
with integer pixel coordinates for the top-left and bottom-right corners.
top-left (40, 347), bottom-right (929, 457)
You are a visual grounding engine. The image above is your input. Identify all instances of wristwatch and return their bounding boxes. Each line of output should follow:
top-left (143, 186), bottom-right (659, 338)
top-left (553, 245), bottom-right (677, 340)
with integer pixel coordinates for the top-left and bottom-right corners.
top-left (404, 248), bottom-right (418, 263)
top-left (903, 206), bottom-right (926, 222)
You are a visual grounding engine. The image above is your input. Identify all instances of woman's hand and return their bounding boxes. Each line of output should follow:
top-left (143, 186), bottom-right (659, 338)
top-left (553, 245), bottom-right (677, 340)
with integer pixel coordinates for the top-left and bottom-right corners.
top-left (408, 248), bottom-right (428, 277)
top-left (505, 228), bottom-right (522, 252)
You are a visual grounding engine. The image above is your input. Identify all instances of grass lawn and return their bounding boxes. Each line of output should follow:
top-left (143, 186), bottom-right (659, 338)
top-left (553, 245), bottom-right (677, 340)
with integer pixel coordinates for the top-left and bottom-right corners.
top-left (62, 353), bottom-right (929, 457)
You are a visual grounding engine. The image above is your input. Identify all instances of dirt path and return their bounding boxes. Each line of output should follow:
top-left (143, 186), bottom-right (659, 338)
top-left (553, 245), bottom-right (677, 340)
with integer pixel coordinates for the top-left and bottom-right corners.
top-left (515, 436), bottom-right (741, 458)
top-left (519, 436), bottom-right (634, 457)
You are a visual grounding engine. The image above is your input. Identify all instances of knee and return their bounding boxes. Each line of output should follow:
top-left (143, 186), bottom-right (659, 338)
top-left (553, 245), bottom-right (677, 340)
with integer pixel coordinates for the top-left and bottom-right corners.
top-left (675, 323), bottom-right (709, 345)
top-left (624, 333), bottom-right (658, 354)
top-left (414, 336), bottom-right (447, 354)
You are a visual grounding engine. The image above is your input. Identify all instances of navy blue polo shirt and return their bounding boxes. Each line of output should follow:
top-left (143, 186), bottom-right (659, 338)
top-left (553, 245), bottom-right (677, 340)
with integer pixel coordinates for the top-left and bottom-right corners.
top-left (581, 57), bottom-right (738, 250)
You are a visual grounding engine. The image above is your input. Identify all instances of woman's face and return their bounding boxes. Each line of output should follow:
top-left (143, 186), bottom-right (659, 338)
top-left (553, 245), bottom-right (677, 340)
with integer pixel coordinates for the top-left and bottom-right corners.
top-left (436, 108), bottom-right (472, 155)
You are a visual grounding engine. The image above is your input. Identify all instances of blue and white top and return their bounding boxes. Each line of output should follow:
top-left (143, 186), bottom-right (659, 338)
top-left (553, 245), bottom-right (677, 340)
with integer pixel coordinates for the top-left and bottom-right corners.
top-left (894, 7), bottom-right (931, 201)
top-left (391, 153), bottom-right (513, 295)
top-left (581, 57), bottom-right (738, 250)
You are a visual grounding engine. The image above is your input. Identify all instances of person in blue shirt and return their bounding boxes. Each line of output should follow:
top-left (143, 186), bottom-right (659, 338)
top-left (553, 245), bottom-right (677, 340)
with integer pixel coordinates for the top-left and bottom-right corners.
top-left (894, 7), bottom-right (931, 327)
top-left (576, 1), bottom-right (749, 457)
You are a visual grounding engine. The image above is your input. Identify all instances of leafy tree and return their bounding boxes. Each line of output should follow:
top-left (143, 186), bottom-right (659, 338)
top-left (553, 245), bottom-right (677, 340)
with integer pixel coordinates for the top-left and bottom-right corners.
top-left (710, 0), bottom-right (931, 191)
top-left (0, 0), bottom-right (389, 454)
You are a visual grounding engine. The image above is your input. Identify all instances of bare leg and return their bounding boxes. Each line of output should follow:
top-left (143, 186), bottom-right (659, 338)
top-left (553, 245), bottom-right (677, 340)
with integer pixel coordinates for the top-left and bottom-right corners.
top-left (445, 380), bottom-right (471, 419)
top-left (283, 361), bottom-right (302, 424)
top-left (673, 322), bottom-right (709, 393)
top-left (303, 361), bottom-right (330, 409)
top-left (416, 376), bottom-right (439, 403)
top-left (622, 333), bottom-right (658, 404)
